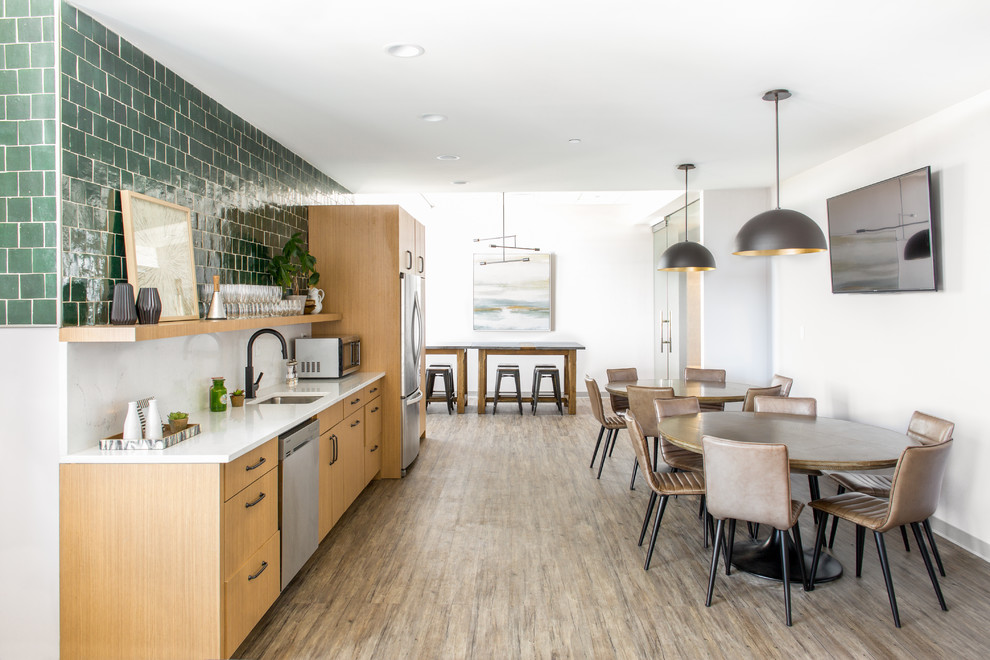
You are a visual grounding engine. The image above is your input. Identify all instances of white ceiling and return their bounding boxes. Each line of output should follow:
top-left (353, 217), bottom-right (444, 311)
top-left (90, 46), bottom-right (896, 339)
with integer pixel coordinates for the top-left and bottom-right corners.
top-left (71, 0), bottom-right (990, 194)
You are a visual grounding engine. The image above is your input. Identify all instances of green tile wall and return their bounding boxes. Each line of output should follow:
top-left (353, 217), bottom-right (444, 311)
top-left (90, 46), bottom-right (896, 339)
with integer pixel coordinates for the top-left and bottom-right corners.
top-left (0, 0), bottom-right (58, 326)
top-left (59, 2), bottom-right (350, 326)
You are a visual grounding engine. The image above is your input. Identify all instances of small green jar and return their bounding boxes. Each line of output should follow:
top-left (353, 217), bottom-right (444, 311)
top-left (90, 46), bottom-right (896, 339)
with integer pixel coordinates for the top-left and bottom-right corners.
top-left (209, 377), bottom-right (227, 412)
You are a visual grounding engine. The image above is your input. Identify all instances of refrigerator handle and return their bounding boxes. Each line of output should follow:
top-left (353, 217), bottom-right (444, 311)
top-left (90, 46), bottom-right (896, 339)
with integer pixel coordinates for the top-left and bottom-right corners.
top-left (406, 390), bottom-right (424, 405)
top-left (411, 288), bottom-right (424, 364)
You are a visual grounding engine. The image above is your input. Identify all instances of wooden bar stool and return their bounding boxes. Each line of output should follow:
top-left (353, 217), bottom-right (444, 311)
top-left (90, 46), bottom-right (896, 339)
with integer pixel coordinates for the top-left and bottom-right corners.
top-left (425, 364), bottom-right (455, 414)
top-left (531, 364), bottom-right (563, 415)
top-left (493, 364), bottom-right (523, 414)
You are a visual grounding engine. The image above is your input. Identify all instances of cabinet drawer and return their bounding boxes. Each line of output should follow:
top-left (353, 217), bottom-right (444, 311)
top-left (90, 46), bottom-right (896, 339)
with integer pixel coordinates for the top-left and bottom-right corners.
top-left (224, 468), bottom-right (278, 578)
top-left (224, 438), bottom-right (277, 501)
top-left (364, 380), bottom-right (383, 401)
top-left (224, 531), bottom-right (280, 657)
top-left (343, 388), bottom-right (366, 416)
top-left (317, 400), bottom-right (343, 433)
top-left (365, 396), bottom-right (382, 482)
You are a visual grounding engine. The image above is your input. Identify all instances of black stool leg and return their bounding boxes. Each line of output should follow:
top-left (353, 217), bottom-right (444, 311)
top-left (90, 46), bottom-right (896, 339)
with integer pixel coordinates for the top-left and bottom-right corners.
top-left (514, 371), bottom-right (523, 414)
top-left (553, 371), bottom-right (562, 415)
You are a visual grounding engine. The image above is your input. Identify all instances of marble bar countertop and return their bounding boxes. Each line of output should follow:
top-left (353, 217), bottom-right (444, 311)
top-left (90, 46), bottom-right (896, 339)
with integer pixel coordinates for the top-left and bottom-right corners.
top-left (61, 371), bottom-right (385, 465)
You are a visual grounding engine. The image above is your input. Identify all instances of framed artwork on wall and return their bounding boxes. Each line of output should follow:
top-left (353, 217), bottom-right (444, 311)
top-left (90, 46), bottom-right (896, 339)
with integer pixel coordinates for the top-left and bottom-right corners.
top-left (120, 191), bottom-right (199, 322)
top-left (473, 253), bottom-right (552, 331)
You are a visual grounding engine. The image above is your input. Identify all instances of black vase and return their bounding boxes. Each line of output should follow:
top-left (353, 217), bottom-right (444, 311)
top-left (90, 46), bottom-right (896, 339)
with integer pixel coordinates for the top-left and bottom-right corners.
top-left (110, 283), bottom-right (138, 325)
top-left (136, 287), bottom-right (162, 324)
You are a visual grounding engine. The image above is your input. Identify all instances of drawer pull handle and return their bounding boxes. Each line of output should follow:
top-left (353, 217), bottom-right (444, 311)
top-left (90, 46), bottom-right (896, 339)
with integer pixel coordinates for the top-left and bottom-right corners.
top-left (351, 420), bottom-right (361, 428)
top-left (245, 492), bottom-right (266, 508)
top-left (369, 444), bottom-right (379, 452)
top-left (329, 434), bottom-right (338, 465)
top-left (247, 561), bottom-right (269, 581)
top-left (350, 397), bottom-right (361, 405)
top-left (245, 456), bottom-right (267, 471)
top-left (369, 387), bottom-right (378, 394)
top-left (370, 406), bottom-right (379, 413)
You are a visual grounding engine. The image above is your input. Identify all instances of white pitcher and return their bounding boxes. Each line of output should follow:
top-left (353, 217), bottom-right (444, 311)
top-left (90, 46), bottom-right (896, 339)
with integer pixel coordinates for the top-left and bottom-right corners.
top-left (308, 287), bottom-right (324, 314)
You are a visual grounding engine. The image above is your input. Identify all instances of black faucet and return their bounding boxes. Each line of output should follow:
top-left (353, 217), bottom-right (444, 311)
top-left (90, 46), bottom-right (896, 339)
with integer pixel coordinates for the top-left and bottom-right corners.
top-left (245, 328), bottom-right (288, 399)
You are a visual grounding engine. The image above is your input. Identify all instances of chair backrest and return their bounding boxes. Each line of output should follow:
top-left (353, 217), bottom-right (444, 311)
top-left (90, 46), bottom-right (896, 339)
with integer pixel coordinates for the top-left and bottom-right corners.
top-left (654, 396), bottom-right (701, 419)
top-left (585, 376), bottom-right (608, 425)
top-left (906, 411), bottom-right (954, 446)
top-left (883, 439), bottom-right (953, 531)
top-left (703, 435), bottom-right (794, 530)
top-left (771, 374), bottom-right (793, 397)
top-left (626, 385), bottom-right (675, 437)
top-left (742, 384), bottom-right (783, 412)
top-left (684, 367), bottom-right (726, 383)
top-left (754, 396), bottom-right (816, 417)
top-left (624, 415), bottom-right (664, 494)
top-left (606, 367), bottom-right (638, 383)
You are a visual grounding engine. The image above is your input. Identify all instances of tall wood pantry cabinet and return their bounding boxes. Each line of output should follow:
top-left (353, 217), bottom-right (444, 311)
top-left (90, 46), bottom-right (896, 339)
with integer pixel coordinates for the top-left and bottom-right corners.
top-left (308, 205), bottom-right (426, 479)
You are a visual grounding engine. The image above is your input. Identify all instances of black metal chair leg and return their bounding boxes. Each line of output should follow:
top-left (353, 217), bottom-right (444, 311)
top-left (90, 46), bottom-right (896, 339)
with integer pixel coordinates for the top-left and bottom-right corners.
top-left (652, 436), bottom-right (659, 472)
top-left (590, 426), bottom-right (605, 469)
top-left (779, 529), bottom-right (793, 626)
top-left (697, 494), bottom-right (705, 519)
top-left (874, 531), bottom-right (901, 628)
top-left (629, 459), bottom-right (638, 491)
top-left (827, 485), bottom-right (845, 548)
top-left (724, 518), bottom-right (737, 575)
top-left (912, 522), bottom-right (948, 611)
top-left (706, 519), bottom-right (725, 607)
top-left (855, 525), bottom-right (866, 577)
top-left (644, 495), bottom-right (670, 571)
top-left (791, 521), bottom-right (809, 591)
top-left (900, 525), bottom-right (911, 552)
top-left (607, 428), bottom-right (618, 456)
top-left (596, 429), bottom-right (613, 479)
top-left (639, 491), bottom-right (657, 546)
top-left (808, 475), bottom-right (821, 525)
top-left (922, 518), bottom-right (946, 577)
top-left (808, 512), bottom-right (829, 592)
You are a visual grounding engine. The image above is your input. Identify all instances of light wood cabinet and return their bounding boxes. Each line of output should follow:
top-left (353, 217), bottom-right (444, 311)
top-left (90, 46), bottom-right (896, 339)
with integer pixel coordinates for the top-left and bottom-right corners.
top-left (309, 205), bottom-right (427, 479)
top-left (365, 396), bottom-right (383, 482)
top-left (415, 219), bottom-right (427, 275)
top-left (60, 438), bottom-right (281, 659)
top-left (339, 407), bottom-right (367, 509)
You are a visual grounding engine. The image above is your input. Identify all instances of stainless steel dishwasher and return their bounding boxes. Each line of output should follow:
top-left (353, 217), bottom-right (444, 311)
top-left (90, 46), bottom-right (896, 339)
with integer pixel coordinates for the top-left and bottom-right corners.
top-left (279, 418), bottom-right (320, 590)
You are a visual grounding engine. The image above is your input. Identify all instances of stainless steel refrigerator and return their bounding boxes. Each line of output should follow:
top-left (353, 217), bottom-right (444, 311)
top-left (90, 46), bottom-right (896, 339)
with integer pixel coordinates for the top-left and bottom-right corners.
top-left (400, 272), bottom-right (424, 472)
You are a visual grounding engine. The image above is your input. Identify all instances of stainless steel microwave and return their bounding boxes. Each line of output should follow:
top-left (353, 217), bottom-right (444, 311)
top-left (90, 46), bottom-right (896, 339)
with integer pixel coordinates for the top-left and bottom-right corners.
top-left (295, 336), bottom-right (360, 378)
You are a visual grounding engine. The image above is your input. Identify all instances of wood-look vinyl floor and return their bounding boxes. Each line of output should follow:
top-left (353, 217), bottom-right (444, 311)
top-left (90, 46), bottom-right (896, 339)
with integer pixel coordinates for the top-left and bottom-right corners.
top-left (237, 401), bottom-right (990, 659)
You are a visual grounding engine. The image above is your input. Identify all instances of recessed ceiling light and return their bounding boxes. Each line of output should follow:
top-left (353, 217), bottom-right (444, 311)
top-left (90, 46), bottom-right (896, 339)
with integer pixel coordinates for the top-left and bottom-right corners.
top-left (420, 114), bottom-right (447, 122)
top-left (568, 138), bottom-right (582, 144)
top-left (386, 44), bottom-right (425, 58)
top-left (436, 154), bottom-right (460, 161)
top-left (452, 181), bottom-right (468, 185)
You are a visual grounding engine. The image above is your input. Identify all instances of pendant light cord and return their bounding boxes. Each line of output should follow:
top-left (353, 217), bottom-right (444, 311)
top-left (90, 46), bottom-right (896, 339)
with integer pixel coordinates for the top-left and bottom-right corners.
top-left (774, 93), bottom-right (781, 210)
top-left (683, 166), bottom-right (689, 240)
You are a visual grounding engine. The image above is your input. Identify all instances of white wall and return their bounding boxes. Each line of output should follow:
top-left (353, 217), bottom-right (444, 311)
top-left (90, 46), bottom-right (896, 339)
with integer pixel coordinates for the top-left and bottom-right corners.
top-left (773, 90), bottom-right (990, 558)
top-left (0, 329), bottom-right (60, 659)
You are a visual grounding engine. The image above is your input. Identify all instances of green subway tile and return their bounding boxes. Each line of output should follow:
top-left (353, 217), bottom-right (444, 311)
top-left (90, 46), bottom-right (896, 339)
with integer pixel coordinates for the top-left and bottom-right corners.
top-left (0, 121), bottom-right (16, 145)
top-left (77, 106), bottom-right (92, 133)
top-left (17, 171), bottom-right (43, 196)
top-left (33, 246), bottom-right (55, 273)
top-left (5, 43), bottom-right (30, 68)
top-left (77, 155), bottom-right (92, 181)
top-left (6, 94), bottom-right (30, 119)
top-left (16, 17), bottom-right (43, 41)
top-left (8, 248), bottom-right (31, 273)
top-left (0, 224), bottom-right (15, 247)
top-left (30, 0), bottom-right (53, 18)
top-left (7, 146), bottom-right (30, 169)
top-left (18, 119), bottom-right (43, 145)
top-left (61, 301), bottom-right (78, 326)
top-left (19, 222), bottom-right (43, 247)
top-left (0, 71), bottom-right (17, 95)
top-left (0, 173), bottom-right (18, 196)
top-left (42, 16), bottom-right (53, 41)
top-left (43, 117), bottom-right (54, 142)
top-left (32, 196), bottom-right (55, 221)
top-left (83, 37), bottom-right (99, 66)
top-left (17, 68), bottom-right (43, 94)
top-left (84, 86), bottom-right (100, 113)
top-left (6, 0), bottom-right (30, 18)
top-left (30, 41), bottom-right (54, 67)
top-left (0, 19), bottom-right (15, 42)
top-left (43, 170), bottom-right (55, 196)
top-left (31, 93), bottom-right (55, 119)
top-left (0, 249), bottom-right (6, 273)
top-left (6, 198), bottom-right (31, 221)
top-left (20, 272), bottom-right (43, 297)
top-left (60, 99), bottom-right (77, 128)
top-left (63, 125), bottom-right (84, 154)
top-left (0, 275), bottom-right (19, 298)
top-left (31, 144), bottom-right (54, 169)
top-left (44, 220), bottom-right (54, 246)
top-left (32, 299), bottom-right (55, 324)
top-left (45, 272), bottom-right (56, 298)
top-left (0, 303), bottom-right (5, 324)
top-left (60, 48), bottom-right (77, 78)
top-left (7, 300), bottom-right (30, 324)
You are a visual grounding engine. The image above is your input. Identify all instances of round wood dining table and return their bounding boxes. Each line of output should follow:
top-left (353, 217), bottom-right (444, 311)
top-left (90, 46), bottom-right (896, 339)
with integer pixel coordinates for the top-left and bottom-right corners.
top-left (657, 412), bottom-right (918, 582)
top-left (604, 379), bottom-right (754, 405)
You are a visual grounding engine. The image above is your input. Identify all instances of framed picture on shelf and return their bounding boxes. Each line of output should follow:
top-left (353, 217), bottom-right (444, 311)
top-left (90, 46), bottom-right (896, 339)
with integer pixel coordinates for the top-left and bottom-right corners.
top-left (120, 191), bottom-right (199, 322)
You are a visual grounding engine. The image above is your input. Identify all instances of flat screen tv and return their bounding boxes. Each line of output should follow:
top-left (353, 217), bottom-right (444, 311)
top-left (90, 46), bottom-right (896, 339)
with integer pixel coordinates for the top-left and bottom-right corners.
top-left (826, 166), bottom-right (936, 293)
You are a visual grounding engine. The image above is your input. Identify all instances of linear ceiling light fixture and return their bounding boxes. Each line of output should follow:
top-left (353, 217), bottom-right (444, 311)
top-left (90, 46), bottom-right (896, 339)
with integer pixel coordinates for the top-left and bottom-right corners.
top-left (733, 89), bottom-right (828, 256)
top-left (657, 163), bottom-right (716, 272)
top-left (474, 193), bottom-right (541, 266)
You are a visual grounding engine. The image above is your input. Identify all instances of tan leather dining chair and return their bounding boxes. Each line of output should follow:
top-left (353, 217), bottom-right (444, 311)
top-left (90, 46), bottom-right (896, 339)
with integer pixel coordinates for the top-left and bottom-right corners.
top-left (825, 411), bottom-right (954, 575)
top-left (606, 367), bottom-right (638, 415)
top-left (703, 435), bottom-right (808, 626)
top-left (809, 439), bottom-right (953, 628)
top-left (585, 376), bottom-right (626, 479)
top-left (742, 384), bottom-right (783, 412)
top-left (771, 374), bottom-right (794, 397)
top-left (625, 415), bottom-right (706, 571)
top-left (684, 367), bottom-right (727, 411)
top-left (625, 385), bottom-right (675, 490)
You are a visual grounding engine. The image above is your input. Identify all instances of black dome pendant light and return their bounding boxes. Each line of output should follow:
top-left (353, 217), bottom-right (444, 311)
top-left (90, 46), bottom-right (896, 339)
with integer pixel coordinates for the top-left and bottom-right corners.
top-left (657, 163), bottom-right (716, 271)
top-left (734, 89), bottom-right (828, 256)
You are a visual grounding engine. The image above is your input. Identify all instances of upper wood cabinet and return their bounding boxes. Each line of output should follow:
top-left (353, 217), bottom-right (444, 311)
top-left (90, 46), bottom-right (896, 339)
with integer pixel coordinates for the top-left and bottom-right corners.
top-left (415, 219), bottom-right (426, 275)
top-left (399, 208), bottom-right (426, 275)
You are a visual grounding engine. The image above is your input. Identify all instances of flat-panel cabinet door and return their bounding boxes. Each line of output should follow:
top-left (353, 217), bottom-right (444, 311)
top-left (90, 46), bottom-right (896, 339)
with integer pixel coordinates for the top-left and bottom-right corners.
top-left (339, 408), bottom-right (366, 511)
top-left (365, 397), bottom-right (383, 482)
top-left (415, 220), bottom-right (426, 275)
top-left (399, 209), bottom-right (416, 273)
top-left (318, 429), bottom-right (336, 540)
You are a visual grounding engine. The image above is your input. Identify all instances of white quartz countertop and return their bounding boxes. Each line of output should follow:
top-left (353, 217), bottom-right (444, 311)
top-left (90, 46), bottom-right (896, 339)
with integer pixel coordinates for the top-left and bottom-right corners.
top-left (61, 372), bottom-right (386, 464)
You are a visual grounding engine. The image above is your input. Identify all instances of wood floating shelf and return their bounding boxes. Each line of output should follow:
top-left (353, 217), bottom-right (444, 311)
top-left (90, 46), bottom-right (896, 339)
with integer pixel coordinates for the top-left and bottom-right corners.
top-left (58, 312), bottom-right (342, 343)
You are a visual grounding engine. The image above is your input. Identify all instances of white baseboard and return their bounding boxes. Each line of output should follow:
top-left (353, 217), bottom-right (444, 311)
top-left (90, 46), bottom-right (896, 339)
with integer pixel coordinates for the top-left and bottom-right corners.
top-left (929, 517), bottom-right (990, 563)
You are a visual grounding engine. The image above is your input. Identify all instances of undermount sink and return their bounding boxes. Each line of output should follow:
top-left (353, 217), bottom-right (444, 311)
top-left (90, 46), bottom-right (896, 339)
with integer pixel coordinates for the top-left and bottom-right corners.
top-left (252, 395), bottom-right (324, 405)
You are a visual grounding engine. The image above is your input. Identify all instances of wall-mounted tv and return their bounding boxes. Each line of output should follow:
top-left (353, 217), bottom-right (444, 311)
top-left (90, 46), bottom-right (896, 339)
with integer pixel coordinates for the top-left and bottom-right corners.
top-left (826, 166), bottom-right (936, 293)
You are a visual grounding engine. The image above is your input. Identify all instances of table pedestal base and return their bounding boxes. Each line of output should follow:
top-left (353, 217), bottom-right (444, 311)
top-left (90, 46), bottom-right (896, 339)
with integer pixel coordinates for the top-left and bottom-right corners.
top-left (730, 534), bottom-right (842, 584)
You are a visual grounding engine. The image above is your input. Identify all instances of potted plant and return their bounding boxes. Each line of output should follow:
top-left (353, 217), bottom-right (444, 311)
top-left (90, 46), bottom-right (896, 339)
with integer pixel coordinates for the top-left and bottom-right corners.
top-left (268, 232), bottom-right (320, 302)
top-left (230, 389), bottom-right (245, 407)
top-left (167, 411), bottom-right (188, 433)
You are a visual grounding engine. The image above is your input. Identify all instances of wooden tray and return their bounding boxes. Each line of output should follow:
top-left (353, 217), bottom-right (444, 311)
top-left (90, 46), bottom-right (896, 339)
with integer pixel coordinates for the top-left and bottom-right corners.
top-left (99, 423), bottom-right (201, 450)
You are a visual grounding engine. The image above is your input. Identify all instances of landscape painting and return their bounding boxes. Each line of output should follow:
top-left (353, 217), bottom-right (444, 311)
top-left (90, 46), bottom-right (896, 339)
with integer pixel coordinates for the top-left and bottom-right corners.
top-left (473, 253), bottom-right (552, 331)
